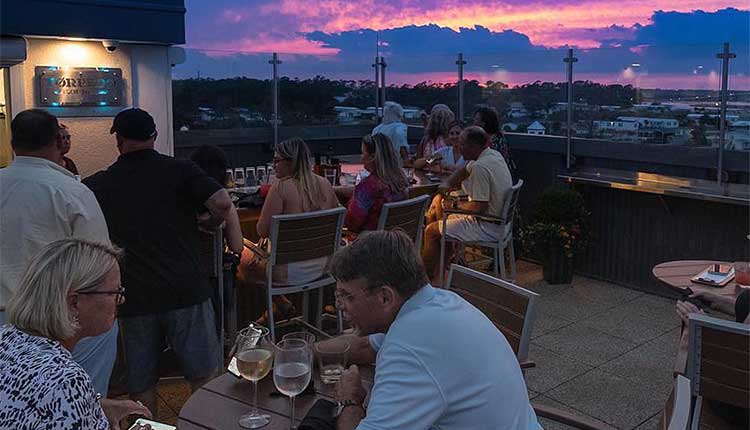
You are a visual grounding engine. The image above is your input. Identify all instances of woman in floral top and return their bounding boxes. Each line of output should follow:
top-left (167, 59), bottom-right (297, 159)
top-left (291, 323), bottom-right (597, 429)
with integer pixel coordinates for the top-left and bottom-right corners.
top-left (345, 134), bottom-right (409, 232)
top-left (0, 239), bottom-right (150, 429)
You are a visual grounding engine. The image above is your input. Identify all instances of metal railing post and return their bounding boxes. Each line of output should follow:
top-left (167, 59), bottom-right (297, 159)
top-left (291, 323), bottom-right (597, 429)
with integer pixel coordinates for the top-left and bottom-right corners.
top-left (563, 48), bottom-right (578, 170)
top-left (379, 56), bottom-right (387, 109)
top-left (716, 42), bottom-right (736, 186)
top-left (269, 53), bottom-right (281, 146)
top-left (456, 53), bottom-right (466, 121)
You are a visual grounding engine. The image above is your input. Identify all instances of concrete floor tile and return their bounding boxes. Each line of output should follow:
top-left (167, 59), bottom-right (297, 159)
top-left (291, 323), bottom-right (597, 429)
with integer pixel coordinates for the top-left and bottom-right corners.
top-left (570, 277), bottom-right (644, 307)
top-left (547, 369), bottom-right (666, 430)
top-left (579, 295), bottom-right (680, 344)
top-left (533, 323), bottom-right (638, 367)
top-left (525, 344), bottom-right (594, 393)
top-left (599, 328), bottom-right (680, 397)
top-left (633, 413), bottom-right (661, 430)
top-left (532, 311), bottom-right (575, 339)
top-left (537, 291), bottom-right (616, 323)
top-left (532, 395), bottom-right (615, 430)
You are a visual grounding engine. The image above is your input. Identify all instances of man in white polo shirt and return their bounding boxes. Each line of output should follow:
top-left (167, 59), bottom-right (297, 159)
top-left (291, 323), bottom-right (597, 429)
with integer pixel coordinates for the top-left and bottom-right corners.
top-left (0, 109), bottom-right (117, 396)
top-left (324, 230), bottom-right (539, 430)
top-left (422, 125), bottom-right (513, 284)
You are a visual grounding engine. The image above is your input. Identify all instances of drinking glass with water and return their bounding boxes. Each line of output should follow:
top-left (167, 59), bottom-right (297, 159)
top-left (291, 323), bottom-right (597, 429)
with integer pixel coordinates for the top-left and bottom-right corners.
top-left (314, 340), bottom-right (349, 384)
top-left (273, 339), bottom-right (312, 430)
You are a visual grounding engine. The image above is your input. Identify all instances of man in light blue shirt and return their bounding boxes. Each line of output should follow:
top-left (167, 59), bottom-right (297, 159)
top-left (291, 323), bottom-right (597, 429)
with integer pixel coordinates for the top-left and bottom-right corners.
top-left (326, 230), bottom-right (540, 430)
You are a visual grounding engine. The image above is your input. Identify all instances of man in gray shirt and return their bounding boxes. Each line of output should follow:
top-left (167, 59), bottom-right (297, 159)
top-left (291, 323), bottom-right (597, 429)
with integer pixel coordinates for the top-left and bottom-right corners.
top-left (0, 109), bottom-right (117, 396)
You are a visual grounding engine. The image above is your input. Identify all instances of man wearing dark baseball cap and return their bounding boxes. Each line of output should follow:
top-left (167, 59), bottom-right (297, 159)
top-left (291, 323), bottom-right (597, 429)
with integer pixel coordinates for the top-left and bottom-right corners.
top-left (84, 107), bottom-right (243, 415)
top-left (109, 108), bottom-right (157, 141)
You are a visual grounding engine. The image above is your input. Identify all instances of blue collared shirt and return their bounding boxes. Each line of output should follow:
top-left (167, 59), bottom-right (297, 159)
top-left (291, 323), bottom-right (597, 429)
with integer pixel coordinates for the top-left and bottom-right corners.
top-left (362, 285), bottom-right (540, 430)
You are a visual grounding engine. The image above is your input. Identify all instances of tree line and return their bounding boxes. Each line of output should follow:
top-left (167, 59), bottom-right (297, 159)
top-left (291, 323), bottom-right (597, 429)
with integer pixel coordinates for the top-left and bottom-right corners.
top-left (172, 76), bottom-right (638, 129)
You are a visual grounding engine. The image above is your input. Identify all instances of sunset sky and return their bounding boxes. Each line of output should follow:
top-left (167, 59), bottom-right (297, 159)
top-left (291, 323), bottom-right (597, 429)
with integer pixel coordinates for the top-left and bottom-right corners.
top-left (176, 1), bottom-right (749, 89)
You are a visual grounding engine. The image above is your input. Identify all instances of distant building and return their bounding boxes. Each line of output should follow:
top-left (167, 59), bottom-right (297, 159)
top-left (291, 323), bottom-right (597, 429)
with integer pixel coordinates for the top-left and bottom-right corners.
top-left (0, 0), bottom-right (185, 172)
top-left (594, 120), bottom-right (640, 132)
top-left (334, 106), bottom-right (363, 124)
top-left (402, 107), bottom-right (424, 120)
top-left (196, 107), bottom-right (216, 122)
top-left (509, 102), bottom-right (528, 119)
top-left (728, 122), bottom-right (750, 151)
top-left (617, 117), bottom-right (679, 129)
top-left (527, 121), bottom-right (546, 135)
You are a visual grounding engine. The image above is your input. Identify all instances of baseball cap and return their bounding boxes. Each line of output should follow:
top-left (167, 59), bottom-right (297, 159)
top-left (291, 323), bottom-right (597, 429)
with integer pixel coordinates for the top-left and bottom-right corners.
top-left (110, 108), bottom-right (157, 140)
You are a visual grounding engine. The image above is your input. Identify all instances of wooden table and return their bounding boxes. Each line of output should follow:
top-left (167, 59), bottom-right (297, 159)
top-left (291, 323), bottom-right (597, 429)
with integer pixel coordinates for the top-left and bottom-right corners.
top-left (179, 367), bottom-right (375, 429)
top-left (652, 260), bottom-right (740, 300)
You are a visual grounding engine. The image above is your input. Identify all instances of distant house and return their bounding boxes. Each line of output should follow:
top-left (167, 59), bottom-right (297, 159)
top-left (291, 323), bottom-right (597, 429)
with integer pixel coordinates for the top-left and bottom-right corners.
top-left (402, 107), bottom-right (424, 120)
top-left (334, 106), bottom-right (363, 124)
top-left (594, 120), bottom-right (640, 132)
top-left (527, 121), bottom-right (546, 135)
top-left (196, 107), bottom-right (216, 122)
top-left (617, 116), bottom-right (679, 129)
top-left (231, 107), bottom-right (264, 122)
top-left (509, 102), bottom-right (528, 119)
top-left (728, 121), bottom-right (750, 151)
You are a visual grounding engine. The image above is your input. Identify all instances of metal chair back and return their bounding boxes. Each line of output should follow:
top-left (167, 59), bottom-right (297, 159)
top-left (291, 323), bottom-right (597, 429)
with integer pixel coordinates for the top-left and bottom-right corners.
top-left (445, 264), bottom-right (538, 361)
top-left (376, 194), bottom-right (431, 250)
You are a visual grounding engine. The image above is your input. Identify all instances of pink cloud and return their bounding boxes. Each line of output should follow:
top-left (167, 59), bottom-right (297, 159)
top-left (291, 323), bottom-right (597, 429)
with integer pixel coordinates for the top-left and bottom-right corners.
top-left (239, 0), bottom-right (742, 48)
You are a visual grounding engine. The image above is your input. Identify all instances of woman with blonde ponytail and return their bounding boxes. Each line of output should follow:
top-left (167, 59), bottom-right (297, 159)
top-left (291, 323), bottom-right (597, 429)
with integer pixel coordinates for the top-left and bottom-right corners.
top-left (237, 138), bottom-right (340, 311)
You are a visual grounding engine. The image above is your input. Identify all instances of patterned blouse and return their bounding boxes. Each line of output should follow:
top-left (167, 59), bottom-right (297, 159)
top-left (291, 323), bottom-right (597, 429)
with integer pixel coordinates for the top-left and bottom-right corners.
top-left (345, 174), bottom-right (408, 232)
top-left (0, 325), bottom-right (109, 430)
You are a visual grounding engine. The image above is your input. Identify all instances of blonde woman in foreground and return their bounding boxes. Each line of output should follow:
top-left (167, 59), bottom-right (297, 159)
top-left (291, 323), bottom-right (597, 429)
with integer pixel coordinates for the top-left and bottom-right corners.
top-left (0, 239), bottom-right (151, 429)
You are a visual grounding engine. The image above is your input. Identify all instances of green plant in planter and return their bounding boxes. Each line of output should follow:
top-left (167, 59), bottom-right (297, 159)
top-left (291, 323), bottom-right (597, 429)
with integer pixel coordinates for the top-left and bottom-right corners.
top-left (524, 187), bottom-right (590, 284)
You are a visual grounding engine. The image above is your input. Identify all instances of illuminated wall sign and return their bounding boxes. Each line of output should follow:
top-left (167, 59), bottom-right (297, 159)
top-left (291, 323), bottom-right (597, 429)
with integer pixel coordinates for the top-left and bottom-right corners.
top-left (36, 66), bottom-right (123, 107)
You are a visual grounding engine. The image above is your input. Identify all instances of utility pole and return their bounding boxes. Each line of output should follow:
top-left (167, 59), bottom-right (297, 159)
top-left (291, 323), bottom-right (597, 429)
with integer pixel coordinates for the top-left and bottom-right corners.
top-left (563, 48), bottom-right (578, 170)
top-left (456, 53), bottom-right (466, 122)
top-left (716, 42), bottom-right (736, 186)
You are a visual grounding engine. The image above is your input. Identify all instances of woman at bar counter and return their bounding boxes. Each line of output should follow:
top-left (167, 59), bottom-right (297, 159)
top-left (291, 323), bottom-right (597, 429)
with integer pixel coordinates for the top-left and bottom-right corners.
top-left (237, 138), bottom-right (339, 317)
top-left (0, 239), bottom-right (151, 429)
top-left (57, 124), bottom-right (79, 176)
top-left (341, 133), bottom-right (409, 233)
top-left (414, 104), bottom-right (454, 161)
top-left (413, 120), bottom-right (464, 172)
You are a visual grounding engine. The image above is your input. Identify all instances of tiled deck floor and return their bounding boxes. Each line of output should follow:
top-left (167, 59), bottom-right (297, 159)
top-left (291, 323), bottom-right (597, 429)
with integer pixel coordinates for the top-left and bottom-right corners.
top-left (153, 260), bottom-right (679, 429)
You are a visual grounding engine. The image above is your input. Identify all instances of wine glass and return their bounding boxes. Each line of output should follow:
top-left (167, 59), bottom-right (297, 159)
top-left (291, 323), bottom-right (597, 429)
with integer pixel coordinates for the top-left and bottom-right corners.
top-left (273, 338), bottom-right (312, 430)
top-left (235, 325), bottom-right (274, 428)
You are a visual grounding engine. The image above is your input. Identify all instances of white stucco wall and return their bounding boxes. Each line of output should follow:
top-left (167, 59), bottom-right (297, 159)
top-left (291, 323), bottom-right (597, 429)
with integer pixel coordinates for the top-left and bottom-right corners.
top-left (8, 38), bottom-right (174, 177)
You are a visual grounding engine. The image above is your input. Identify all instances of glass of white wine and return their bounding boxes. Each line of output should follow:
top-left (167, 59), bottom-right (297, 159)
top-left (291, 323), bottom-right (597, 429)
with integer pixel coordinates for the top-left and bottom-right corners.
top-left (273, 338), bottom-right (312, 430)
top-left (235, 325), bottom-right (274, 428)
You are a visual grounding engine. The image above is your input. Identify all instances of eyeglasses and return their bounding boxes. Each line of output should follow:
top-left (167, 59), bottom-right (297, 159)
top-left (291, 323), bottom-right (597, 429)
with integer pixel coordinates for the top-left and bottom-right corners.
top-left (334, 288), bottom-right (374, 305)
top-left (78, 287), bottom-right (126, 305)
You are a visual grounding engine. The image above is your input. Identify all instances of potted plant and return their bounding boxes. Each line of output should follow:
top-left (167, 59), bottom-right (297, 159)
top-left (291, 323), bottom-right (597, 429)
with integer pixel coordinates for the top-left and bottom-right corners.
top-left (524, 187), bottom-right (590, 284)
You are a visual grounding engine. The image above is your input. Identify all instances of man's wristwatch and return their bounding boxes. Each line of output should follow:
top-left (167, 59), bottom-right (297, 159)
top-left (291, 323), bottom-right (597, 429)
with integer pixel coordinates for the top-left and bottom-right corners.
top-left (333, 399), bottom-right (363, 418)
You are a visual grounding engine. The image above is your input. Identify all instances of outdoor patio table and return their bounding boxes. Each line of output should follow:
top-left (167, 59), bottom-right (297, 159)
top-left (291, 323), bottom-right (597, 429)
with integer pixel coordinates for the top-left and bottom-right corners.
top-left (178, 365), bottom-right (375, 429)
top-left (652, 260), bottom-right (740, 302)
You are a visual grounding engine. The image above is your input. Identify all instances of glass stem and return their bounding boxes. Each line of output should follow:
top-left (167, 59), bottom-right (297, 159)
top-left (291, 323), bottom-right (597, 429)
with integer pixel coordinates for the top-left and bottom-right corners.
top-left (290, 395), bottom-right (296, 430)
top-left (252, 380), bottom-right (259, 416)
